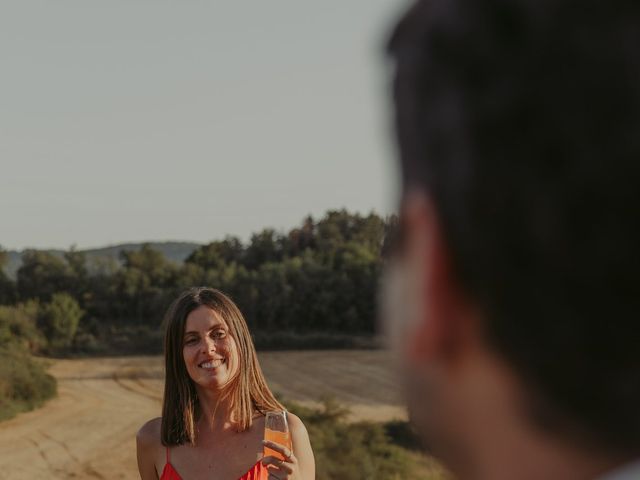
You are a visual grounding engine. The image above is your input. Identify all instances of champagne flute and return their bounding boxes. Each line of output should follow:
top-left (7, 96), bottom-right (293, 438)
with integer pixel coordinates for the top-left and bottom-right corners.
top-left (263, 410), bottom-right (292, 461)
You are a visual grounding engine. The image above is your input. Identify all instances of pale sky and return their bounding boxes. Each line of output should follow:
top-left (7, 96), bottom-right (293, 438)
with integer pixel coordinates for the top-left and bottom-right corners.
top-left (0, 1), bottom-right (406, 250)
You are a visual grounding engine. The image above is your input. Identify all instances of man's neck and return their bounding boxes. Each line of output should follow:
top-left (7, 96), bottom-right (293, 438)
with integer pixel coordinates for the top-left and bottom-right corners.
top-left (466, 425), bottom-right (624, 480)
top-left (452, 351), bottom-right (627, 480)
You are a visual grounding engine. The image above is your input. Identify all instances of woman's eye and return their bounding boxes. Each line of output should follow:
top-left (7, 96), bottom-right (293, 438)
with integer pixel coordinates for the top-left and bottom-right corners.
top-left (185, 337), bottom-right (198, 345)
top-left (213, 330), bottom-right (226, 339)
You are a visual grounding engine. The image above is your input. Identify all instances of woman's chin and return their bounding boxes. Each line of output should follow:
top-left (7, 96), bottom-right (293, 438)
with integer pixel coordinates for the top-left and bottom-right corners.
top-left (189, 365), bottom-right (236, 391)
top-left (194, 375), bottom-right (230, 391)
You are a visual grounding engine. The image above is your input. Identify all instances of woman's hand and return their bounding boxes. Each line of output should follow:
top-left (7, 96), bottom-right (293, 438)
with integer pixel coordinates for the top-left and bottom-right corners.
top-left (261, 440), bottom-right (300, 480)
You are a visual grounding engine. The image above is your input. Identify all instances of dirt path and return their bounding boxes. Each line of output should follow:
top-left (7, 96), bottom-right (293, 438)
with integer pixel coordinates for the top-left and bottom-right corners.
top-left (0, 351), bottom-right (406, 479)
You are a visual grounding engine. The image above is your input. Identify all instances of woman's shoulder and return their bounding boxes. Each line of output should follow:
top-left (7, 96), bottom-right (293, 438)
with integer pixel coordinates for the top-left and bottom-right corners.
top-left (286, 412), bottom-right (309, 435)
top-left (286, 411), bottom-right (314, 472)
top-left (136, 417), bottom-right (162, 450)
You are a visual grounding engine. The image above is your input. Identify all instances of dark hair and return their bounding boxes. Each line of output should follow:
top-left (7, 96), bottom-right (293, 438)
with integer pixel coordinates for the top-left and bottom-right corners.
top-left (388, 0), bottom-right (640, 452)
top-left (161, 287), bottom-right (283, 446)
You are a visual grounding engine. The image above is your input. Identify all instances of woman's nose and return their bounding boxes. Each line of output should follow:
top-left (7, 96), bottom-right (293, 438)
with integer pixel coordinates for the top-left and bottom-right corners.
top-left (202, 336), bottom-right (217, 353)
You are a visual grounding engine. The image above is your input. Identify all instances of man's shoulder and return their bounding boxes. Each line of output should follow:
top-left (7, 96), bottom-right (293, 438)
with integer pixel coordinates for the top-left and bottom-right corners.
top-left (598, 459), bottom-right (640, 480)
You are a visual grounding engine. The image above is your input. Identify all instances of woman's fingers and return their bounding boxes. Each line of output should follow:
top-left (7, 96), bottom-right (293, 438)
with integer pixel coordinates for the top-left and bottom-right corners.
top-left (262, 441), bottom-right (297, 479)
top-left (263, 459), bottom-right (293, 479)
top-left (262, 440), bottom-right (295, 462)
top-left (262, 455), bottom-right (294, 474)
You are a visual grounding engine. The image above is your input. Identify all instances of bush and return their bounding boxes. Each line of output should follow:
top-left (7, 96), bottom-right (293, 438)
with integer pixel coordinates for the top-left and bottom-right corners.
top-left (286, 398), bottom-right (414, 480)
top-left (69, 323), bottom-right (164, 356)
top-left (0, 344), bottom-right (56, 421)
top-left (0, 302), bottom-right (46, 353)
top-left (0, 304), bottom-right (58, 422)
top-left (384, 419), bottom-right (424, 451)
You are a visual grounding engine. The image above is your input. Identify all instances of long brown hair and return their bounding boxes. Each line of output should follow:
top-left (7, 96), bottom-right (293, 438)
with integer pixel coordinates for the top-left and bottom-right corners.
top-left (160, 287), bottom-right (284, 446)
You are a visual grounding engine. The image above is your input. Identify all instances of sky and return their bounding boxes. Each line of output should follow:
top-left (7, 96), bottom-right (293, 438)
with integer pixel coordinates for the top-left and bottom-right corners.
top-left (0, 0), bottom-right (407, 251)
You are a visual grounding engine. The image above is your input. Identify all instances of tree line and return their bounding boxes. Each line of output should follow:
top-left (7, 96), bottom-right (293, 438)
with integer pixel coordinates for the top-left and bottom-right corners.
top-left (0, 210), bottom-right (393, 354)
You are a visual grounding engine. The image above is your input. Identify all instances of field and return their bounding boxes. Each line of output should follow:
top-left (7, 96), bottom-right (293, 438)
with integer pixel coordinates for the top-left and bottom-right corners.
top-left (0, 350), bottom-right (447, 479)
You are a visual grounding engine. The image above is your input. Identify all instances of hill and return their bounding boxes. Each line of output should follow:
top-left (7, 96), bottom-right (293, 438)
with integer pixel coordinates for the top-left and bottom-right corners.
top-left (2, 241), bottom-right (200, 279)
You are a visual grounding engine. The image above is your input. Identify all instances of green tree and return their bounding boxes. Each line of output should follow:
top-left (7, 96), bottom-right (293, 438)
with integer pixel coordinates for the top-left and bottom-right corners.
top-left (64, 247), bottom-right (87, 279)
top-left (186, 237), bottom-right (243, 271)
top-left (16, 250), bottom-right (75, 301)
top-left (252, 262), bottom-right (290, 330)
top-left (315, 210), bottom-right (386, 259)
top-left (283, 215), bottom-right (316, 257)
top-left (3, 209), bottom-right (393, 352)
top-left (0, 247), bottom-right (16, 304)
top-left (112, 244), bottom-right (178, 323)
top-left (120, 244), bottom-right (176, 282)
top-left (62, 247), bottom-right (89, 304)
top-left (244, 229), bottom-right (284, 270)
top-left (38, 293), bottom-right (84, 350)
top-left (280, 253), bottom-right (334, 331)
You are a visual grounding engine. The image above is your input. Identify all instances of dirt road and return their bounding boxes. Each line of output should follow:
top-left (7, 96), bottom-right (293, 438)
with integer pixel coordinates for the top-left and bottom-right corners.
top-left (0, 351), bottom-right (406, 479)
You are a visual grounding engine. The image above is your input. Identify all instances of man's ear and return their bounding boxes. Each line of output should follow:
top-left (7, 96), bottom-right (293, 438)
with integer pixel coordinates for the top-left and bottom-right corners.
top-left (402, 190), bottom-right (465, 365)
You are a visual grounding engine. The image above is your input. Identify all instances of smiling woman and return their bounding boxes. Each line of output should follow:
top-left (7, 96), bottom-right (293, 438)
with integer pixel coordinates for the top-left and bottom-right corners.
top-left (136, 287), bottom-right (315, 480)
top-left (182, 307), bottom-right (233, 382)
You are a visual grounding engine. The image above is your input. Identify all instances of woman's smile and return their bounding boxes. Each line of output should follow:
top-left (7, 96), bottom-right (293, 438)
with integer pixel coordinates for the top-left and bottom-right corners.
top-left (198, 358), bottom-right (226, 370)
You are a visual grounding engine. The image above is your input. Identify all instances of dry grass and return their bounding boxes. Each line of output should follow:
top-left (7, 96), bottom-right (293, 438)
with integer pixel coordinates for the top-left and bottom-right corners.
top-left (0, 351), bottom-right (449, 479)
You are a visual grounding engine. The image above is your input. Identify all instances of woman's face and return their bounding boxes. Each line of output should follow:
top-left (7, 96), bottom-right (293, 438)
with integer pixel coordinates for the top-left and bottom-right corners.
top-left (182, 305), bottom-right (238, 390)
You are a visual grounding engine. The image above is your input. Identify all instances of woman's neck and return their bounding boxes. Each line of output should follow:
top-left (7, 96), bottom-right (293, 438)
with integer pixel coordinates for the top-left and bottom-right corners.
top-left (195, 386), bottom-right (233, 432)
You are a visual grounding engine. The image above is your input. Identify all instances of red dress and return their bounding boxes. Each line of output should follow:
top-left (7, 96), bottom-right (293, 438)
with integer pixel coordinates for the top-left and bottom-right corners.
top-left (160, 447), bottom-right (267, 480)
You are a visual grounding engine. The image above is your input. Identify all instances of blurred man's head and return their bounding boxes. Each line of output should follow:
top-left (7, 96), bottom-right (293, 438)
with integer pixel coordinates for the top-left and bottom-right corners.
top-left (383, 0), bottom-right (640, 477)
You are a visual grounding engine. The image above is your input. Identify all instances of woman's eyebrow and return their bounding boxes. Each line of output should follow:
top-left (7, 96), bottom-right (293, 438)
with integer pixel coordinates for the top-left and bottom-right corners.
top-left (184, 324), bottom-right (225, 335)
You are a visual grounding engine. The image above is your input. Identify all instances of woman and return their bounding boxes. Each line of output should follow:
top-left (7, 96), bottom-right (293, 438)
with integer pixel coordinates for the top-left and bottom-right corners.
top-left (136, 287), bottom-right (315, 480)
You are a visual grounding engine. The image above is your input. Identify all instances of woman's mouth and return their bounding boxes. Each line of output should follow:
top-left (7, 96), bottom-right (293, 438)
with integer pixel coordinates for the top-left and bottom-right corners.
top-left (198, 359), bottom-right (225, 369)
